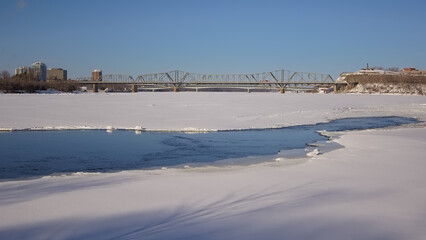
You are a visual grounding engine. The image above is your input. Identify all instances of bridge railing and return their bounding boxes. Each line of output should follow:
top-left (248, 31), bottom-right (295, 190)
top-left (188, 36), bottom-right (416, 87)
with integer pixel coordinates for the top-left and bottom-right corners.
top-left (75, 77), bottom-right (92, 81)
top-left (99, 74), bottom-right (134, 82)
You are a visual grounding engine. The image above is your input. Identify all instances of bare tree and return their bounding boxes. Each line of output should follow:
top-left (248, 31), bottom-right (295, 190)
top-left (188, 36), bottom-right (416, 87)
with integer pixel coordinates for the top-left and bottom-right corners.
top-left (0, 70), bottom-right (10, 79)
top-left (387, 67), bottom-right (399, 72)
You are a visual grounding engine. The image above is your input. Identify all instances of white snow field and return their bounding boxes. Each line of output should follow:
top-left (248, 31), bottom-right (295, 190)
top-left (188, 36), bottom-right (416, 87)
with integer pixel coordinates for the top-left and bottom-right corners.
top-left (1, 92), bottom-right (426, 239)
top-left (0, 92), bottom-right (426, 131)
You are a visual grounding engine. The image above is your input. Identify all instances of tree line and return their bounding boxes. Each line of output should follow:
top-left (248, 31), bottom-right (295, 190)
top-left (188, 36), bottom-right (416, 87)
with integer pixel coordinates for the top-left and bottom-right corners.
top-left (0, 70), bottom-right (78, 93)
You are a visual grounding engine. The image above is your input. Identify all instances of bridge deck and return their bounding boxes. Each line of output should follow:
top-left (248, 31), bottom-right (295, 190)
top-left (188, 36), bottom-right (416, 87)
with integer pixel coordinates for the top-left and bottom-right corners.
top-left (77, 81), bottom-right (338, 85)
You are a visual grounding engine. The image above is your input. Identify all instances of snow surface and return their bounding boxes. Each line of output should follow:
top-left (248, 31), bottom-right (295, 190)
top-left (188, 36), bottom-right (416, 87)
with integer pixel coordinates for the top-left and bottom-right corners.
top-left (1, 92), bottom-right (426, 239)
top-left (1, 92), bottom-right (426, 131)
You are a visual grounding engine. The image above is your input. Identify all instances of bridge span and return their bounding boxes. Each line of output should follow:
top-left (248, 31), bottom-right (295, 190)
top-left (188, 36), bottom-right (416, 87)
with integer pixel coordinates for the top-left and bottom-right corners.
top-left (76, 69), bottom-right (345, 93)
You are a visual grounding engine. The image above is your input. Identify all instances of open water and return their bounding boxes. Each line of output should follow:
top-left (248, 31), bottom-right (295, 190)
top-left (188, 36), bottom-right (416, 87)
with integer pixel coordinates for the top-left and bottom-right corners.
top-left (0, 117), bottom-right (418, 181)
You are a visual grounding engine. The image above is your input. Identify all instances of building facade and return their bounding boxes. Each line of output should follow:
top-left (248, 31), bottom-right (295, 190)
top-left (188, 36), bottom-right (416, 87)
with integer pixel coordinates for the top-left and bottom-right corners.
top-left (14, 66), bottom-right (33, 76)
top-left (401, 67), bottom-right (426, 76)
top-left (31, 61), bottom-right (47, 81)
top-left (91, 69), bottom-right (102, 81)
top-left (47, 68), bottom-right (68, 81)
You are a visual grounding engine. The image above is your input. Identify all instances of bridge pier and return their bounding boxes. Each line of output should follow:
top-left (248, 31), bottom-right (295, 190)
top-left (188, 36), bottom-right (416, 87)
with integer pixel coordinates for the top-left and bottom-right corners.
top-left (131, 84), bottom-right (137, 93)
top-left (93, 83), bottom-right (98, 93)
top-left (280, 87), bottom-right (285, 94)
top-left (247, 88), bottom-right (251, 93)
top-left (173, 87), bottom-right (179, 92)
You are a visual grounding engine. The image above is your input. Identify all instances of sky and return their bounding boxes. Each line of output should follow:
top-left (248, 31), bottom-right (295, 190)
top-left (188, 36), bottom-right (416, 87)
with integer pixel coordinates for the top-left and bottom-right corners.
top-left (1, 0), bottom-right (426, 79)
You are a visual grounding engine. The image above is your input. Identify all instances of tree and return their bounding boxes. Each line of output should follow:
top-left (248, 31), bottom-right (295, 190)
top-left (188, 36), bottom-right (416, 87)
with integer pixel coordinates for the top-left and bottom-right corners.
top-left (387, 67), bottom-right (399, 72)
top-left (0, 70), bottom-right (10, 79)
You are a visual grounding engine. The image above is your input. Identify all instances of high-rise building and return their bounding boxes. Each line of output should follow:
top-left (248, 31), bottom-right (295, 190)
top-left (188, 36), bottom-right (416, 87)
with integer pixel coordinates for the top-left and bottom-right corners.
top-left (91, 69), bottom-right (102, 81)
top-left (14, 66), bottom-right (33, 75)
top-left (47, 68), bottom-right (67, 81)
top-left (31, 61), bottom-right (47, 81)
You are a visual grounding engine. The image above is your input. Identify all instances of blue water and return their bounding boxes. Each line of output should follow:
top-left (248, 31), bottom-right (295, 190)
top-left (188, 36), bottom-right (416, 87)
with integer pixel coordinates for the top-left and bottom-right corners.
top-left (0, 117), bottom-right (418, 181)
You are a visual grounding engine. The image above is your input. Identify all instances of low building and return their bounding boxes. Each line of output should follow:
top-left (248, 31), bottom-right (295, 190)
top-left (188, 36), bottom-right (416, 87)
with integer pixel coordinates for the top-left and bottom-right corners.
top-left (91, 69), bottom-right (102, 81)
top-left (47, 68), bottom-right (68, 81)
top-left (401, 68), bottom-right (426, 76)
top-left (402, 68), bottom-right (417, 72)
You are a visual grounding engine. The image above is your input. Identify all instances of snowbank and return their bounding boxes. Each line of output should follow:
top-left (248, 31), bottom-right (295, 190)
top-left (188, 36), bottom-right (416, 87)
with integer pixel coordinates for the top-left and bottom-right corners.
top-left (345, 83), bottom-right (426, 95)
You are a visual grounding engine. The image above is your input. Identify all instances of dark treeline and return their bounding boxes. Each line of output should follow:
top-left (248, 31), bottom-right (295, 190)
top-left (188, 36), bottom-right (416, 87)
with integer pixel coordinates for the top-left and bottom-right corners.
top-left (0, 73), bottom-right (78, 93)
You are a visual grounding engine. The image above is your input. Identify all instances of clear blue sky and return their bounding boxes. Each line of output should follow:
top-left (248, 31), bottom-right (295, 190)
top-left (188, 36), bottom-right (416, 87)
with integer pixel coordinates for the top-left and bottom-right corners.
top-left (1, 0), bottom-right (426, 79)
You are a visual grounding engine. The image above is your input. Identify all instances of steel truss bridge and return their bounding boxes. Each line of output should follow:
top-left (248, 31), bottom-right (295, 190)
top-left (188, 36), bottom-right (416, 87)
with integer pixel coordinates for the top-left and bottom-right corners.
top-left (76, 69), bottom-right (342, 93)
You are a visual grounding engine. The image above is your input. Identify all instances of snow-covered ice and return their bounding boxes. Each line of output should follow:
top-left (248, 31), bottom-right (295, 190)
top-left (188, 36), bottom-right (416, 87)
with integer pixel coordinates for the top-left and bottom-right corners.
top-left (1, 92), bottom-right (425, 131)
top-left (0, 92), bottom-right (426, 239)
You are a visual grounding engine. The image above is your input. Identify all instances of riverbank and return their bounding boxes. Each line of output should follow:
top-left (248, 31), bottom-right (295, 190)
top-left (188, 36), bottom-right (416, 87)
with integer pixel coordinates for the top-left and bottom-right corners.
top-left (0, 93), bottom-right (426, 239)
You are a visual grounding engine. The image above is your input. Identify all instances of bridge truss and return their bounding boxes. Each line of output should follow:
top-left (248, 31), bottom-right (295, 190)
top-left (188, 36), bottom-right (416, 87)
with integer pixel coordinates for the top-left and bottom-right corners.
top-left (76, 69), bottom-right (337, 92)
top-left (133, 69), bottom-right (333, 88)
